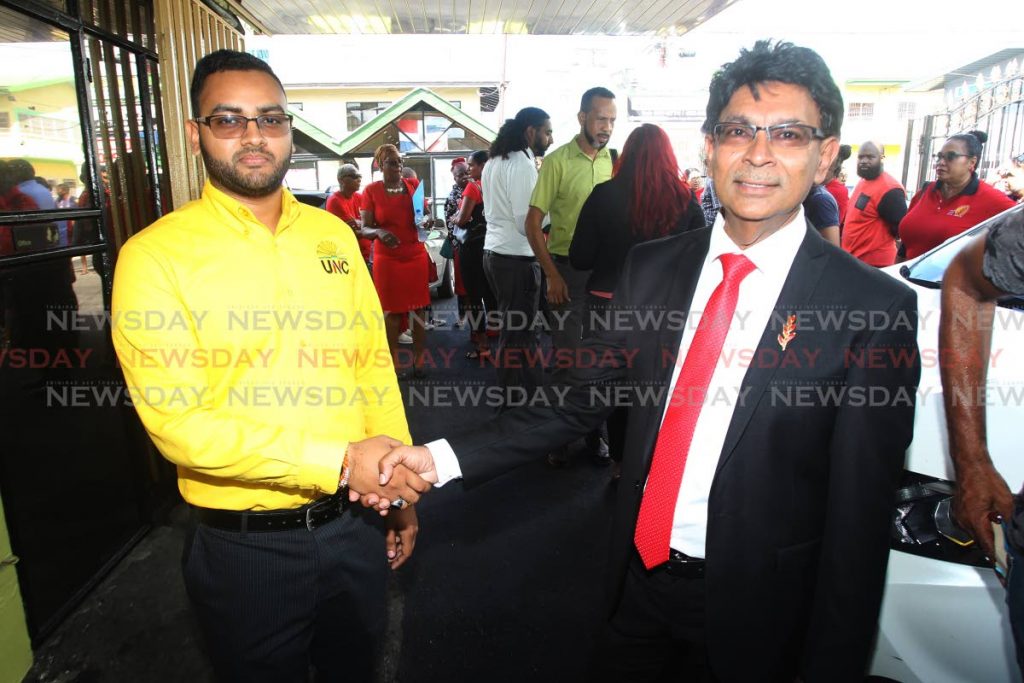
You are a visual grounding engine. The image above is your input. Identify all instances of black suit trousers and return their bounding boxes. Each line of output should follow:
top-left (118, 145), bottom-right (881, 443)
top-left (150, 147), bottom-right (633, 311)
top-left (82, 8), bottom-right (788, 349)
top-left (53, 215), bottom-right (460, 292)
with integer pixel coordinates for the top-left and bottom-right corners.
top-left (591, 553), bottom-right (714, 683)
top-left (181, 507), bottom-right (387, 683)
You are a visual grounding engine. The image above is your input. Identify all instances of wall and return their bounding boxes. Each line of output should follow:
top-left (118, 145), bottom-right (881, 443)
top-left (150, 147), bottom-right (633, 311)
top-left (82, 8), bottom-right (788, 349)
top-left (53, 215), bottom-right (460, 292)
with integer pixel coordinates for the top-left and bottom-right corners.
top-left (0, 491), bottom-right (32, 683)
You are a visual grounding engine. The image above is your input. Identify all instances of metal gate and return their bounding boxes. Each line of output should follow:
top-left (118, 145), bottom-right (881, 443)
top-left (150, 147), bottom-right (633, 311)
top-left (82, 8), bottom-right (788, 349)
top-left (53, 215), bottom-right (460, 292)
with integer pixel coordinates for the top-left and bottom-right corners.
top-left (905, 66), bottom-right (1024, 194)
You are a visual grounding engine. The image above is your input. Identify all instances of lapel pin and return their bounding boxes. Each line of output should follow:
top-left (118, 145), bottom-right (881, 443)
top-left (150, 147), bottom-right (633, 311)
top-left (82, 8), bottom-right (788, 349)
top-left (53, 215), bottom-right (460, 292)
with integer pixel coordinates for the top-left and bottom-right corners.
top-left (777, 314), bottom-right (797, 351)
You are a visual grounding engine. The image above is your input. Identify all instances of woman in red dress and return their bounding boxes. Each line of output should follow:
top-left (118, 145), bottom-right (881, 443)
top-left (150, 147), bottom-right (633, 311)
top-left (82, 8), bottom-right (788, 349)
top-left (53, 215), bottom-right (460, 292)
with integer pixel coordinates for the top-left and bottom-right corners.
top-left (360, 144), bottom-right (431, 375)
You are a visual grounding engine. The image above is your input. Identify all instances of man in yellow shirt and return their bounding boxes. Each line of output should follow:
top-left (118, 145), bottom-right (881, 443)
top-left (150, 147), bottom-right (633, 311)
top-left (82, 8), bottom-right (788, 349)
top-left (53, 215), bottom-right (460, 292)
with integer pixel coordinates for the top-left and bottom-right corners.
top-left (111, 49), bottom-right (429, 682)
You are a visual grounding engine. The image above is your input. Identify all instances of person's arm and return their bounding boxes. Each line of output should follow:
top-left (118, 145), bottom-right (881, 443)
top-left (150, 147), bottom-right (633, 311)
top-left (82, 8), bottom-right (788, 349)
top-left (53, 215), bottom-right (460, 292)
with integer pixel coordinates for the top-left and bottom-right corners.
top-left (877, 187), bottom-right (908, 238)
top-left (527, 158), bottom-right (570, 304)
top-left (568, 186), bottom-right (604, 270)
top-left (360, 205), bottom-right (398, 248)
top-left (526, 206), bottom-right (568, 304)
top-left (376, 245), bottom-right (645, 490)
top-left (454, 184), bottom-right (479, 227)
top-left (941, 234), bottom-right (1013, 558)
top-left (802, 289), bottom-right (921, 680)
top-left (111, 240), bottom-right (425, 503)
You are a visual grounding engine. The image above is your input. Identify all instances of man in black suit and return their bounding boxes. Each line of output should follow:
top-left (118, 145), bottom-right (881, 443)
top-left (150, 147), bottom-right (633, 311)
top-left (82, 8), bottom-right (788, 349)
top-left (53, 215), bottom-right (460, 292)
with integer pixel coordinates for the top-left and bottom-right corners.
top-left (363, 41), bottom-right (921, 682)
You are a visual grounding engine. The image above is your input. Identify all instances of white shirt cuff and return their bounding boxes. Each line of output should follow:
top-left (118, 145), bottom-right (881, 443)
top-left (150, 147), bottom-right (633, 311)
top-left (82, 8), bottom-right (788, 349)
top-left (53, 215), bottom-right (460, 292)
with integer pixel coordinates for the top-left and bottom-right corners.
top-left (425, 438), bottom-right (463, 487)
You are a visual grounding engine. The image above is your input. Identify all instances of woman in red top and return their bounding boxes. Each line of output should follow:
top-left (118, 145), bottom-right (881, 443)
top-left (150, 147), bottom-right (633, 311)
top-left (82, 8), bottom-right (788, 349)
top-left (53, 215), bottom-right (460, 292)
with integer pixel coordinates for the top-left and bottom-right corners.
top-left (452, 150), bottom-right (495, 358)
top-left (361, 144), bottom-right (431, 375)
top-left (901, 130), bottom-right (1015, 260)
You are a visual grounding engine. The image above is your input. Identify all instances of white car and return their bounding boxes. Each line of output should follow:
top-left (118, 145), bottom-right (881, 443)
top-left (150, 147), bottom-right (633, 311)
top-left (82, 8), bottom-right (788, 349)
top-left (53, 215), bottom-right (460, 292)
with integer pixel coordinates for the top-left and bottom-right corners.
top-left (870, 204), bottom-right (1024, 682)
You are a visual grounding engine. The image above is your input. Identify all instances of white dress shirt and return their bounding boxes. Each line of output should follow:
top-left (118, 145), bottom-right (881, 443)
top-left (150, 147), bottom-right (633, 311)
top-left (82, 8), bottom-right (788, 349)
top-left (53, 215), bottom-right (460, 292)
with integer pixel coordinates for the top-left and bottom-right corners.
top-left (428, 209), bottom-right (808, 558)
top-left (481, 149), bottom-right (538, 257)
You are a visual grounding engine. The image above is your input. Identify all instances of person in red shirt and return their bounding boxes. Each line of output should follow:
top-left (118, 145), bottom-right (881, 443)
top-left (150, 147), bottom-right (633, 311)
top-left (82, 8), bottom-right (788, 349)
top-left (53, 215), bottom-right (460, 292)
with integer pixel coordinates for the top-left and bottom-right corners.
top-left (452, 150), bottom-right (495, 358)
top-left (900, 130), bottom-right (1015, 260)
top-left (824, 143), bottom-right (851, 226)
top-left (325, 163), bottom-right (370, 265)
top-left (361, 144), bottom-right (431, 376)
top-left (841, 140), bottom-right (907, 266)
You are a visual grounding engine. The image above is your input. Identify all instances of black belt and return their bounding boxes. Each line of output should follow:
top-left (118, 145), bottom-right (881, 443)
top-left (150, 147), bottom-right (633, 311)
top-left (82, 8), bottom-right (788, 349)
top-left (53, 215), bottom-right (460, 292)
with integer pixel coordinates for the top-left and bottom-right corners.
top-left (194, 491), bottom-right (350, 533)
top-left (550, 254), bottom-right (570, 264)
top-left (485, 250), bottom-right (536, 262)
top-left (657, 549), bottom-right (706, 579)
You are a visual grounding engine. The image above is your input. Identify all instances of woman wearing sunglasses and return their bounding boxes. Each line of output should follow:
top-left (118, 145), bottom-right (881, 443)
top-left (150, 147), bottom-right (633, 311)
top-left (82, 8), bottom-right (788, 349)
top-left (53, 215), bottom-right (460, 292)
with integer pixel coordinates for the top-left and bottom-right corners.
top-left (899, 130), bottom-right (1014, 260)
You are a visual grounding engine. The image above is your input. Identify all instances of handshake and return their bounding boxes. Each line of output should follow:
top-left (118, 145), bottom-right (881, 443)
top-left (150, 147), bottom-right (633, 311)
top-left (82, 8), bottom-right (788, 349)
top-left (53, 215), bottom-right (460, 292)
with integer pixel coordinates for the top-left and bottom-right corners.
top-left (343, 435), bottom-right (440, 514)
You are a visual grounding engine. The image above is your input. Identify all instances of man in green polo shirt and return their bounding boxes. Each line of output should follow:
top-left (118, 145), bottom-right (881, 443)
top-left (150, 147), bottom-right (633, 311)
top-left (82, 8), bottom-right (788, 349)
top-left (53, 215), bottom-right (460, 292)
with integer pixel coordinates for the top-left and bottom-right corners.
top-left (525, 86), bottom-right (616, 466)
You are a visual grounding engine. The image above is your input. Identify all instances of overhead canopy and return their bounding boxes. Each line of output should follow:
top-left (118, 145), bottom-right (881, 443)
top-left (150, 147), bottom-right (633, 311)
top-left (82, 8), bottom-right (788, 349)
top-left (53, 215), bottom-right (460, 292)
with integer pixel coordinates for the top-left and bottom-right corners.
top-left (334, 88), bottom-right (497, 157)
top-left (214, 0), bottom-right (738, 36)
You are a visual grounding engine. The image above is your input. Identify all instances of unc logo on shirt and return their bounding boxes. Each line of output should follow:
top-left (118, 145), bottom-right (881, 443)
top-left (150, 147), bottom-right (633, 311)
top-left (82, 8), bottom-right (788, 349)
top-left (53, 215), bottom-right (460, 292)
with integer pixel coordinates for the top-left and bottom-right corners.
top-left (317, 240), bottom-right (350, 275)
top-left (948, 205), bottom-right (970, 218)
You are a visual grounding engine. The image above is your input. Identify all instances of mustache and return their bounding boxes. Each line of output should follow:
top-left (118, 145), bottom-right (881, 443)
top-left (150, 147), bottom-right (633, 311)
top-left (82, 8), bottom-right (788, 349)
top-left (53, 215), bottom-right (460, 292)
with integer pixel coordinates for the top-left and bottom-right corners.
top-left (233, 147), bottom-right (273, 162)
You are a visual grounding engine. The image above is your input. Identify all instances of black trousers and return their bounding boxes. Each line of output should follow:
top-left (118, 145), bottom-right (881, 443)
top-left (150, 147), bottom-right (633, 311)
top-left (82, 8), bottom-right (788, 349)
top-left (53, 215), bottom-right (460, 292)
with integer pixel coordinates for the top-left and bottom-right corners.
top-left (182, 507), bottom-right (387, 682)
top-left (483, 250), bottom-right (543, 394)
top-left (459, 238), bottom-right (497, 334)
top-left (591, 554), bottom-right (714, 683)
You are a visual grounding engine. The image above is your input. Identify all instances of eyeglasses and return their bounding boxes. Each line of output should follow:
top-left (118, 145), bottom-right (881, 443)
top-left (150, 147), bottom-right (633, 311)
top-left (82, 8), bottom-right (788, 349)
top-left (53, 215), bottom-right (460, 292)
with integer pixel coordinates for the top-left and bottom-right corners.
top-left (933, 151), bottom-right (971, 163)
top-left (193, 114), bottom-right (293, 139)
top-left (713, 122), bottom-right (826, 149)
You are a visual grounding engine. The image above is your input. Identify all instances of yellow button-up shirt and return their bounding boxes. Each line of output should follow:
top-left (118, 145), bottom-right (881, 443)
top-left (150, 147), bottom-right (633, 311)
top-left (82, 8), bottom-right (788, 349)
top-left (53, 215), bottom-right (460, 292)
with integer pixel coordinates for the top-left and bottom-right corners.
top-left (112, 182), bottom-right (410, 511)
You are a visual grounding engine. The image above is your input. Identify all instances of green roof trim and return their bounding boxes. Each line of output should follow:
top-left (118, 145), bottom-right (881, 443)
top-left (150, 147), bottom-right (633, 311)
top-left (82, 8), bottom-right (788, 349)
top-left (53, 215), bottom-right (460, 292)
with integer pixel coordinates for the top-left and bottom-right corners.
top-left (288, 108), bottom-right (344, 155)
top-left (334, 87), bottom-right (497, 156)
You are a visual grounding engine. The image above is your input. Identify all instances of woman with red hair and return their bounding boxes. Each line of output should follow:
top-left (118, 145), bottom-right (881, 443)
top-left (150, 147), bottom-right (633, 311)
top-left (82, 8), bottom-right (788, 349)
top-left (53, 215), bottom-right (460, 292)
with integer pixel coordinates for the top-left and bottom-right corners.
top-left (570, 123), bottom-right (704, 473)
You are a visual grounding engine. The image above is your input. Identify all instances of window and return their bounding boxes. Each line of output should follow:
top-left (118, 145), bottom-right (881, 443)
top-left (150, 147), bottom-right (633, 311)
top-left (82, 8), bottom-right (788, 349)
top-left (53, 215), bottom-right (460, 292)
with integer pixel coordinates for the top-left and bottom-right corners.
top-left (0, 111), bottom-right (9, 129)
top-left (479, 86), bottom-right (499, 113)
top-left (289, 101), bottom-right (303, 111)
top-left (848, 102), bottom-right (875, 120)
top-left (897, 101), bottom-right (917, 120)
top-left (346, 101), bottom-right (391, 130)
top-left (448, 101), bottom-right (461, 109)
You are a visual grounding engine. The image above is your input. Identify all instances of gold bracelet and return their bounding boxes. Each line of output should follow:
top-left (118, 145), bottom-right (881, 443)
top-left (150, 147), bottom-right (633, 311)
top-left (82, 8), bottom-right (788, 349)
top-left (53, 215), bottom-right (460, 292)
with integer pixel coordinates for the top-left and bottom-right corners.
top-left (338, 446), bottom-right (352, 489)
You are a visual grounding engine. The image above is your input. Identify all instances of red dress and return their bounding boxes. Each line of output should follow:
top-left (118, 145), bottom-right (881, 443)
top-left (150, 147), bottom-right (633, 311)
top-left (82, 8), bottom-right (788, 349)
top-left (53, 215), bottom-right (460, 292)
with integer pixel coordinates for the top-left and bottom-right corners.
top-left (362, 179), bottom-right (430, 313)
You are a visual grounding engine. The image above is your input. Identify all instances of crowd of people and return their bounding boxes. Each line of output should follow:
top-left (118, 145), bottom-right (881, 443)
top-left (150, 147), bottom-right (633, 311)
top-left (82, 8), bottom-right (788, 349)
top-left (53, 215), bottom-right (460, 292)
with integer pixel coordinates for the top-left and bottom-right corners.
top-left (107, 43), bottom-right (1024, 683)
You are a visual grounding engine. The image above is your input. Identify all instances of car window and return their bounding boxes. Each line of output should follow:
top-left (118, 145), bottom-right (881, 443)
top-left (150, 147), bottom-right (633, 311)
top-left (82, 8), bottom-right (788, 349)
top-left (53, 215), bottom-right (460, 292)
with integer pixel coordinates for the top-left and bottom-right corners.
top-left (903, 213), bottom-right (1024, 310)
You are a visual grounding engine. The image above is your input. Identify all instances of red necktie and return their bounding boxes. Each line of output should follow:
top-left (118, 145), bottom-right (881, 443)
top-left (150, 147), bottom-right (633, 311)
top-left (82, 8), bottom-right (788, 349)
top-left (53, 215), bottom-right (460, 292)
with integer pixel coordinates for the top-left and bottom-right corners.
top-left (634, 253), bottom-right (756, 569)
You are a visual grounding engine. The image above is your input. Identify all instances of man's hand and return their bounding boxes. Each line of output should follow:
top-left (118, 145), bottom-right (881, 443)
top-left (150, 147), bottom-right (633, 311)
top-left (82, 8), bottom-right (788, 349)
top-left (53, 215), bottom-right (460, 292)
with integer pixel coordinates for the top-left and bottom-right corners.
top-left (954, 457), bottom-right (1014, 559)
top-left (379, 445), bottom-right (439, 486)
top-left (546, 272), bottom-right (570, 305)
top-left (385, 505), bottom-right (419, 570)
top-left (345, 436), bottom-right (431, 515)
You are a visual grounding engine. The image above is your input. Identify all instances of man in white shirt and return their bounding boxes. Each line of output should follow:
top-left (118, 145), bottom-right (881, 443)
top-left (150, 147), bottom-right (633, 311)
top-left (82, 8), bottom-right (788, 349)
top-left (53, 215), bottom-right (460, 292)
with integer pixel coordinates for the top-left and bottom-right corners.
top-left (480, 107), bottom-right (554, 394)
top-left (367, 41), bottom-right (920, 682)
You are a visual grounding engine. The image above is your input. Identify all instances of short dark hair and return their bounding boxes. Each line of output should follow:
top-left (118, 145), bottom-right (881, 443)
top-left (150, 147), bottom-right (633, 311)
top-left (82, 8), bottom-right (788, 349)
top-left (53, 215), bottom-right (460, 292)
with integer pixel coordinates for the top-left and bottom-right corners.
top-left (469, 150), bottom-right (489, 166)
top-left (580, 87), bottom-right (615, 113)
top-left (489, 107), bottom-right (550, 159)
top-left (190, 49), bottom-right (284, 117)
top-left (702, 40), bottom-right (843, 138)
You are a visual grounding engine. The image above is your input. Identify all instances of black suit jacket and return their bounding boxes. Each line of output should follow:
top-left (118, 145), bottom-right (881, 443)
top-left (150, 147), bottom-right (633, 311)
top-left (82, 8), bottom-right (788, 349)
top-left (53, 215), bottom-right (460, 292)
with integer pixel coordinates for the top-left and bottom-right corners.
top-left (447, 224), bottom-right (920, 682)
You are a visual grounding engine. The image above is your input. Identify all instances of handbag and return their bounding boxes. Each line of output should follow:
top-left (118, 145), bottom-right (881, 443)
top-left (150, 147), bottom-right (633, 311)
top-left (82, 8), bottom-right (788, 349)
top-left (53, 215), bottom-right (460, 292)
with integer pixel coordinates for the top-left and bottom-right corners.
top-left (439, 234), bottom-right (455, 259)
top-left (426, 255), bottom-right (439, 282)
